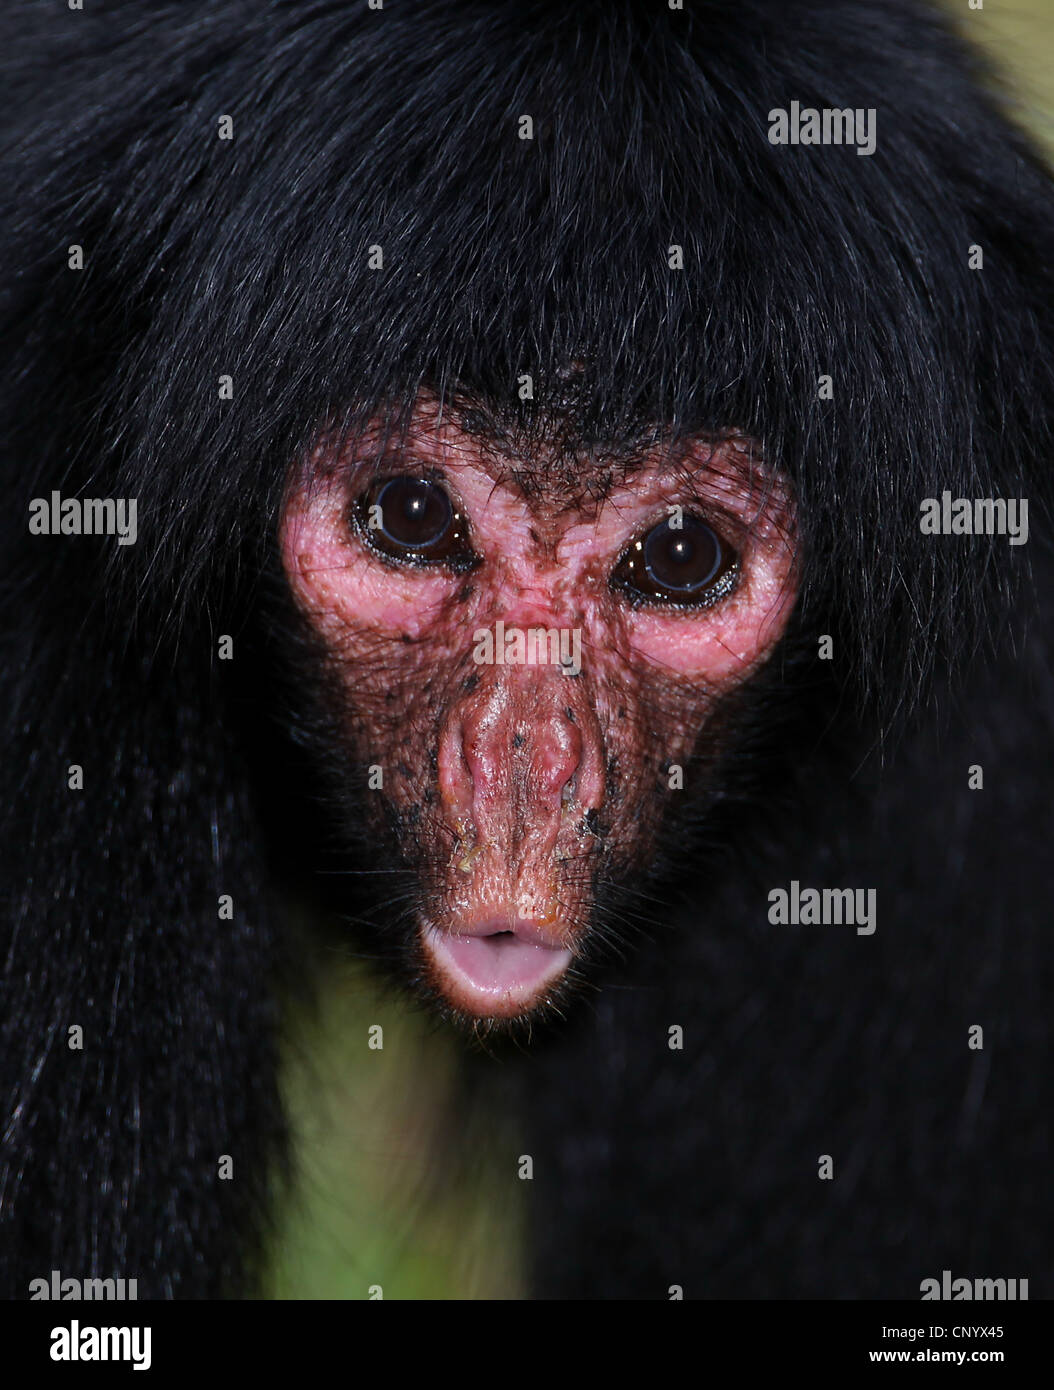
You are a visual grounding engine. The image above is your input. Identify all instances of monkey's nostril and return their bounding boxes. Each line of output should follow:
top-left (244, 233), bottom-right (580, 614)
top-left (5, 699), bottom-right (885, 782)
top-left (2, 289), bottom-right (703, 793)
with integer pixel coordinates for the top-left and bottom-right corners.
top-left (532, 718), bottom-right (583, 806)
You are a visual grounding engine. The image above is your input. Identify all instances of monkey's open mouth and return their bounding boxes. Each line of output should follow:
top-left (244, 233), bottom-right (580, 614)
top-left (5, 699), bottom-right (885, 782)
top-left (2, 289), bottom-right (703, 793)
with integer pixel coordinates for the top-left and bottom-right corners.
top-left (423, 922), bottom-right (573, 1017)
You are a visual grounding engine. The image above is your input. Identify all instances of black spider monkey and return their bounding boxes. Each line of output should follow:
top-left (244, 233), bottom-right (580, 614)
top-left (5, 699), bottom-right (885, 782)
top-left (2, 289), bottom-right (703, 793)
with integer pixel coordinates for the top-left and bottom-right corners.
top-left (2, 0), bottom-right (1052, 1299)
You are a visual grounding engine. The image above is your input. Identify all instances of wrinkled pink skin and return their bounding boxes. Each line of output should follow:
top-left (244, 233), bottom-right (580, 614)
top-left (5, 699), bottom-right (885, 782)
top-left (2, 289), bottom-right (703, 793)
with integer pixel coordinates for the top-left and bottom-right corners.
top-left (280, 399), bottom-right (798, 1022)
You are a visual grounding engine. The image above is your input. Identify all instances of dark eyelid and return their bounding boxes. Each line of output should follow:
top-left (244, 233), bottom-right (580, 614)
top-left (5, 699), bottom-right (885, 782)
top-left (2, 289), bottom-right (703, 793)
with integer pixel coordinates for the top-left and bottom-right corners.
top-left (668, 493), bottom-right (754, 550)
top-left (356, 451), bottom-right (445, 482)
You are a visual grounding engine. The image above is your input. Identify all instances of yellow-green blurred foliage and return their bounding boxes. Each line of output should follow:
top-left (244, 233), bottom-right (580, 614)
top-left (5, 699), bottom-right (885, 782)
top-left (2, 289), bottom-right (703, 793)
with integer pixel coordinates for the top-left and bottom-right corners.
top-left (946, 0), bottom-right (1054, 156)
top-left (266, 952), bottom-right (524, 1300)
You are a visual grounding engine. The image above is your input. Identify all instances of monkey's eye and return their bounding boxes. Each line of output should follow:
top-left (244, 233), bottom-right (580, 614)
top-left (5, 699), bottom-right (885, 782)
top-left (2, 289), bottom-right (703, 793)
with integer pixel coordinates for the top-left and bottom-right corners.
top-left (611, 514), bottom-right (738, 606)
top-left (354, 475), bottom-right (476, 569)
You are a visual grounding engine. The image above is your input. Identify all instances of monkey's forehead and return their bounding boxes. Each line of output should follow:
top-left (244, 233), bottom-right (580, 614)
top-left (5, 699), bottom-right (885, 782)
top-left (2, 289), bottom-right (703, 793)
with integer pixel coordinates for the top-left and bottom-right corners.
top-left (306, 392), bottom-right (775, 518)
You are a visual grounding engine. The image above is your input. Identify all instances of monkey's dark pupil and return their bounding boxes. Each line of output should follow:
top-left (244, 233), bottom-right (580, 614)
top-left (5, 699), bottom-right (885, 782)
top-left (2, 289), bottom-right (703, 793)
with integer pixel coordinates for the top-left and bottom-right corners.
top-left (378, 478), bottom-right (452, 549)
top-left (644, 517), bottom-right (722, 591)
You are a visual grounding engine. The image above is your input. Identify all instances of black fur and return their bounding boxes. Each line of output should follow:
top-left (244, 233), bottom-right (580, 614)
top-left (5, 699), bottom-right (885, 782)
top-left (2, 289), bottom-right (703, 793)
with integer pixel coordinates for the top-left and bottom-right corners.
top-left (2, 0), bottom-right (1052, 1298)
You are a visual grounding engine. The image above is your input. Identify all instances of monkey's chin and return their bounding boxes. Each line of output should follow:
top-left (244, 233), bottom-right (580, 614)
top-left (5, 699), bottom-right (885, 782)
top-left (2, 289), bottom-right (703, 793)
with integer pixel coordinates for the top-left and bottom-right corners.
top-left (422, 923), bottom-right (573, 1019)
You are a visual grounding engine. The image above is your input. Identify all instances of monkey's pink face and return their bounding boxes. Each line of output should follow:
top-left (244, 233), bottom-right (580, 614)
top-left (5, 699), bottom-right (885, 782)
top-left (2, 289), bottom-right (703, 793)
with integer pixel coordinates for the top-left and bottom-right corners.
top-left (280, 400), bottom-right (797, 1024)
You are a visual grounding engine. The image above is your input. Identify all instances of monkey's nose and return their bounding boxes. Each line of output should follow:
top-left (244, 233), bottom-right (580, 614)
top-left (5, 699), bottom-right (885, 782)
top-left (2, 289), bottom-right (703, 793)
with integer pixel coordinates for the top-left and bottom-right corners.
top-left (470, 706), bottom-right (582, 809)
top-left (438, 676), bottom-right (587, 832)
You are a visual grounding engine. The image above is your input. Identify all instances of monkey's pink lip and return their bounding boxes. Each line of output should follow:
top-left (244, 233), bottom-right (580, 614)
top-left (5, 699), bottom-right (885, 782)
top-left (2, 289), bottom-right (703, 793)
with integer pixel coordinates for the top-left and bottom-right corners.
top-left (423, 922), bottom-right (572, 1017)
